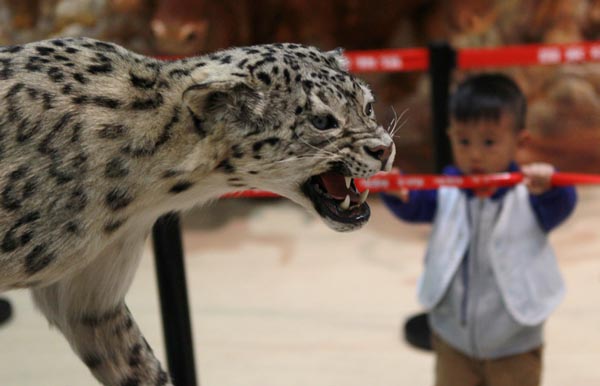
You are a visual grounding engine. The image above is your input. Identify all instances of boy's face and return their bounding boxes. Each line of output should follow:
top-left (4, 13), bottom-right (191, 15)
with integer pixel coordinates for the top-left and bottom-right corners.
top-left (448, 113), bottom-right (525, 175)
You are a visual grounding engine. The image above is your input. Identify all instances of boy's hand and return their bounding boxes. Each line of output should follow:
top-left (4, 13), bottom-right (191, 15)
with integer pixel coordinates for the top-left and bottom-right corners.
top-left (387, 187), bottom-right (410, 202)
top-left (522, 163), bottom-right (555, 195)
top-left (387, 168), bottom-right (410, 202)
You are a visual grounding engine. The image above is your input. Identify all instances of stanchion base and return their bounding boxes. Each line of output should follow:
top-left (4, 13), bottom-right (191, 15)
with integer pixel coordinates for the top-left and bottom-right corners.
top-left (403, 312), bottom-right (432, 352)
top-left (0, 298), bottom-right (13, 325)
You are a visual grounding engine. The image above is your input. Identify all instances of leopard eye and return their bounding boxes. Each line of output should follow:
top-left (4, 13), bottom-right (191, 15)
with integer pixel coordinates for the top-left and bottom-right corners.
top-left (365, 102), bottom-right (373, 116)
top-left (310, 114), bottom-right (339, 130)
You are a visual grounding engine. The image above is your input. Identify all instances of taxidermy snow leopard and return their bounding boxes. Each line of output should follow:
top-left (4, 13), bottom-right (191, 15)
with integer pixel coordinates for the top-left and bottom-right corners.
top-left (0, 37), bottom-right (395, 385)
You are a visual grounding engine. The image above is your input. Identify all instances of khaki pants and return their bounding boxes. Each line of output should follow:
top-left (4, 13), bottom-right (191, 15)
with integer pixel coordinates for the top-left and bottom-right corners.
top-left (432, 333), bottom-right (542, 386)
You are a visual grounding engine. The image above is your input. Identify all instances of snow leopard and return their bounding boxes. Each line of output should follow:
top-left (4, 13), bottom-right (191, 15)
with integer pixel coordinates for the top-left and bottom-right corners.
top-left (0, 37), bottom-right (395, 385)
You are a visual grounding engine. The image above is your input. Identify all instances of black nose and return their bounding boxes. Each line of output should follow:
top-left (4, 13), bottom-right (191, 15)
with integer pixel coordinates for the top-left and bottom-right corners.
top-left (364, 144), bottom-right (393, 165)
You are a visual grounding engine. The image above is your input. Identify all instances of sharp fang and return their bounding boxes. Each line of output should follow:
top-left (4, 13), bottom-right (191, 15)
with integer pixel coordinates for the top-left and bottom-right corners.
top-left (340, 195), bottom-right (351, 210)
top-left (359, 189), bottom-right (370, 204)
top-left (345, 176), bottom-right (352, 189)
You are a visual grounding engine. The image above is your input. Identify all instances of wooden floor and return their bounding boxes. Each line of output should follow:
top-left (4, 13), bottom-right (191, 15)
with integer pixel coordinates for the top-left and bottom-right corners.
top-left (1, 187), bottom-right (600, 385)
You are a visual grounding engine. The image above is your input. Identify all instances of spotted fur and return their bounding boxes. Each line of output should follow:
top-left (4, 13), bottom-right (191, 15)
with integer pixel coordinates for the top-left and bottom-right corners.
top-left (0, 37), bottom-right (394, 385)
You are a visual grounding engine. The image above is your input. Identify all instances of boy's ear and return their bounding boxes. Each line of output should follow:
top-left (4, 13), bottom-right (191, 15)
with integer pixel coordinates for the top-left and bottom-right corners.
top-left (183, 80), bottom-right (264, 118)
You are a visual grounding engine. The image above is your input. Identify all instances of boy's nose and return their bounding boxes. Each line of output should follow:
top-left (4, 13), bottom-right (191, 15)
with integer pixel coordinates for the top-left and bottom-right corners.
top-left (470, 148), bottom-right (483, 161)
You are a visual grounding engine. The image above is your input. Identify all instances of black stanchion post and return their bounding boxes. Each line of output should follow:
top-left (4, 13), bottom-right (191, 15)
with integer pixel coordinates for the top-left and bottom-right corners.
top-left (0, 298), bottom-right (12, 325)
top-left (152, 213), bottom-right (198, 386)
top-left (428, 41), bottom-right (456, 172)
top-left (402, 41), bottom-right (458, 353)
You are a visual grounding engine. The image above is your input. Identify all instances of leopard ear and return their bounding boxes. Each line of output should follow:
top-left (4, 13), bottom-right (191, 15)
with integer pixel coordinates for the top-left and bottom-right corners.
top-left (183, 80), bottom-right (264, 117)
top-left (326, 47), bottom-right (349, 72)
top-left (182, 80), bottom-right (236, 117)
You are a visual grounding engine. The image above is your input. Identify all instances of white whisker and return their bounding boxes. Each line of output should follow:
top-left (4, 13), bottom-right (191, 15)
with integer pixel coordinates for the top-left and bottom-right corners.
top-left (387, 106), bottom-right (399, 134)
top-left (389, 106), bottom-right (409, 138)
top-left (325, 136), bottom-right (342, 153)
top-left (299, 137), bottom-right (338, 158)
top-left (271, 155), bottom-right (332, 165)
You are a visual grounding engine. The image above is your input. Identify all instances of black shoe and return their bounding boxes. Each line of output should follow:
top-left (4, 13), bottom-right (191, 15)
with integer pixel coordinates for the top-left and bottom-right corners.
top-left (0, 298), bottom-right (13, 325)
top-left (403, 312), bottom-right (432, 351)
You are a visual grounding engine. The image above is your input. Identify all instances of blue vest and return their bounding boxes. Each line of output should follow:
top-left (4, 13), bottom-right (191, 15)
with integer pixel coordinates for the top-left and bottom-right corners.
top-left (417, 184), bottom-right (565, 326)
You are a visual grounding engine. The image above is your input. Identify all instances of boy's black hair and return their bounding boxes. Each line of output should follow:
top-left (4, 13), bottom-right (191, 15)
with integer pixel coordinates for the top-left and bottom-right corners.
top-left (449, 73), bottom-right (526, 132)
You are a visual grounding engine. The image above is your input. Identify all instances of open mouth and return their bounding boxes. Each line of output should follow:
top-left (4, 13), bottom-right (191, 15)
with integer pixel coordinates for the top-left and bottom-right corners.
top-left (301, 170), bottom-right (370, 225)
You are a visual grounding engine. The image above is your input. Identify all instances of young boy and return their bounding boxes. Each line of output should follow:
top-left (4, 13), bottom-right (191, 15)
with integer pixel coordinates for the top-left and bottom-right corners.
top-left (381, 73), bottom-right (577, 386)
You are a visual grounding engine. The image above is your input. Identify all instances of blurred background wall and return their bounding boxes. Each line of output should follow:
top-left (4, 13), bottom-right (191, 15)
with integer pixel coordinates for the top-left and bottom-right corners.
top-left (1, 0), bottom-right (599, 172)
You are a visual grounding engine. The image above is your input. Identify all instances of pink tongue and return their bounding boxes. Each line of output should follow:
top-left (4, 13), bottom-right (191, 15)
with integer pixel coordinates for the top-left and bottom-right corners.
top-left (319, 172), bottom-right (359, 201)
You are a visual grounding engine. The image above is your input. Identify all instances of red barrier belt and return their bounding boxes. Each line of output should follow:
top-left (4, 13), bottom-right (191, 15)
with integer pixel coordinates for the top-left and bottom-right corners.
top-left (458, 42), bottom-right (600, 69)
top-left (223, 172), bottom-right (599, 198)
top-left (157, 50), bottom-right (431, 72)
top-left (158, 41), bottom-right (600, 72)
top-left (355, 172), bottom-right (523, 191)
top-left (344, 48), bottom-right (429, 73)
top-left (343, 42), bottom-right (600, 72)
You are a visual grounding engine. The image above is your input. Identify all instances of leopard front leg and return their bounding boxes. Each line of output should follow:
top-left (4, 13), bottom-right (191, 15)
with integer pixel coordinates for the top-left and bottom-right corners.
top-left (31, 229), bottom-right (173, 386)
top-left (54, 302), bottom-right (170, 386)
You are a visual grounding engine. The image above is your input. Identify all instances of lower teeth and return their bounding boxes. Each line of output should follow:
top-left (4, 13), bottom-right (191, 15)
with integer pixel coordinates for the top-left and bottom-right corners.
top-left (340, 195), bottom-right (351, 210)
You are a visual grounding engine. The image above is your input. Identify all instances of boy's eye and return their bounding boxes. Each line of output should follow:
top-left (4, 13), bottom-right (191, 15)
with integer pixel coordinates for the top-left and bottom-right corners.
top-left (459, 139), bottom-right (470, 146)
top-left (484, 139), bottom-right (495, 146)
